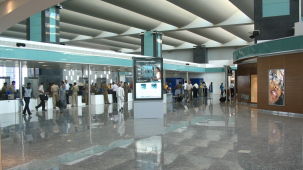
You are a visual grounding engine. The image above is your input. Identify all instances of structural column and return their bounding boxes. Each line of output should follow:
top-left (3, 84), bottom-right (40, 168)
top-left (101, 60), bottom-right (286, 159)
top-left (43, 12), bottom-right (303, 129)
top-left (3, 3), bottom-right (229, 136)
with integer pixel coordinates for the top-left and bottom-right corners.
top-left (26, 6), bottom-right (60, 43)
top-left (140, 31), bottom-right (162, 57)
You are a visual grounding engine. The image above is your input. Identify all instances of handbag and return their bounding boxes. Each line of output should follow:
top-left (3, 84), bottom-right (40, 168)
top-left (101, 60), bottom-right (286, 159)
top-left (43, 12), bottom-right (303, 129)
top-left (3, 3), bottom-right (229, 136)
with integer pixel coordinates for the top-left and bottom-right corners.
top-left (43, 94), bottom-right (48, 101)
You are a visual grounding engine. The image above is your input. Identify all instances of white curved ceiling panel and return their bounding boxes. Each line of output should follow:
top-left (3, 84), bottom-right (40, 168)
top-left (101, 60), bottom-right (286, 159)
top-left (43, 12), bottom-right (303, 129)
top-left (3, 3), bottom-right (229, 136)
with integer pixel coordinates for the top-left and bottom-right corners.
top-left (60, 22), bottom-right (102, 37)
top-left (168, 0), bottom-right (238, 24)
top-left (103, 0), bottom-right (198, 27)
top-left (61, 9), bottom-right (130, 34)
top-left (0, 0), bottom-right (253, 52)
top-left (62, 0), bottom-right (161, 30)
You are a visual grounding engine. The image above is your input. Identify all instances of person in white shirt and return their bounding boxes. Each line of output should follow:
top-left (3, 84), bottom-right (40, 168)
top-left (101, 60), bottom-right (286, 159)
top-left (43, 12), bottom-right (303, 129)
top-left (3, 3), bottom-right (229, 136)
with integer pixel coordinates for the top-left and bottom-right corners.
top-left (65, 80), bottom-right (70, 104)
top-left (183, 81), bottom-right (188, 101)
top-left (23, 83), bottom-right (33, 116)
top-left (35, 83), bottom-right (47, 111)
top-left (116, 83), bottom-right (124, 112)
top-left (187, 81), bottom-right (193, 102)
top-left (112, 82), bottom-right (118, 103)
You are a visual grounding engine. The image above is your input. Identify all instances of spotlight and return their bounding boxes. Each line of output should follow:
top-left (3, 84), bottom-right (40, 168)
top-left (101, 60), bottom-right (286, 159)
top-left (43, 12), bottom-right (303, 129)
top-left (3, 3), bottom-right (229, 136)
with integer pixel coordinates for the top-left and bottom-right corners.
top-left (55, 4), bottom-right (63, 9)
top-left (16, 43), bottom-right (26, 47)
top-left (249, 30), bottom-right (260, 39)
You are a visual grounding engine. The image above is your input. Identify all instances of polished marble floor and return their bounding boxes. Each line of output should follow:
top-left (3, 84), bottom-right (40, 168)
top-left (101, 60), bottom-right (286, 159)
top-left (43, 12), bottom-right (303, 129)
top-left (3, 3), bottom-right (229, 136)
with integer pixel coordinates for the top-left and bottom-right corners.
top-left (1, 97), bottom-right (303, 170)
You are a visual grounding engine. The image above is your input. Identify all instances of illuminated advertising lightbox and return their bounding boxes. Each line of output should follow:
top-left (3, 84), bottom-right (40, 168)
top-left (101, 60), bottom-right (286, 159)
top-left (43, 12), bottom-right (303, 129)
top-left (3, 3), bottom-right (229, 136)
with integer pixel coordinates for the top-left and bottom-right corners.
top-left (268, 69), bottom-right (285, 106)
top-left (133, 57), bottom-right (163, 100)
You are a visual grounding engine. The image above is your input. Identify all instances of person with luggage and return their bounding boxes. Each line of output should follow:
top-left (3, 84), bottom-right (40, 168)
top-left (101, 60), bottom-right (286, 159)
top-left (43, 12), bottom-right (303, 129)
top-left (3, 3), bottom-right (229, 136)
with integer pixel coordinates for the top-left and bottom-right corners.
top-left (36, 82), bottom-right (47, 111)
top-left (71, 82), bottom-right (79, 107)
top-left (23, 83), bottom-right (33, 117)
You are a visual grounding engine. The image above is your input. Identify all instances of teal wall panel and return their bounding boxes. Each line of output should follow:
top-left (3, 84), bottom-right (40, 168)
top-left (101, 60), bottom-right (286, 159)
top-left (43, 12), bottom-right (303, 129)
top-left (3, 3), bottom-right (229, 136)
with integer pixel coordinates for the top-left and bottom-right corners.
top-left (29, 12), bottom-right (42, 42)
top-left (143, 32), bottom-right (154, 57)
top-left (0, 46), bottom-right (225, 73)
top-left (49, 7), bottom-right (57, 43)
top-left (234, 35), bottom-right (303, 62)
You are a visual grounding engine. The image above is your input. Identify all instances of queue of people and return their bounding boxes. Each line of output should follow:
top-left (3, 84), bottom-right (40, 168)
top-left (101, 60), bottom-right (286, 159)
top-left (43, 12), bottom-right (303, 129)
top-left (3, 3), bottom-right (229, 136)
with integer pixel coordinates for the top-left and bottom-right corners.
top-left (0, 79), bottom-right (132, 118)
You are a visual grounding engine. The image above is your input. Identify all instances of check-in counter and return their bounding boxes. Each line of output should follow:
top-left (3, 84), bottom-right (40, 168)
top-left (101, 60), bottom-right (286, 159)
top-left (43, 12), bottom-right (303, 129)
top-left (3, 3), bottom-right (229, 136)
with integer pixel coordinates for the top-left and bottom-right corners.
top-left (0, 97), bottom-right (54, 115)
top-left (69, 96), bottom-right (84, 107)
top-left (128, 93), bottom-right (133, 102)
top-left (108, 94), bottom-right (113, 104)
top-left (163, 93), bottom-right (173, 103)
top-left (0, 100), bottom-right (19, 114)
top-left (91, 94), bottom-right (104, 105)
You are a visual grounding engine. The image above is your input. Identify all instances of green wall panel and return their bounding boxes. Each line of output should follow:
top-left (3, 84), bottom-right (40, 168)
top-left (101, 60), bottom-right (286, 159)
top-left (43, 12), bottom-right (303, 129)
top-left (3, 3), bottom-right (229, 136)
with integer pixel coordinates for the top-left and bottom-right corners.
top-left (262, 0), bottom-right (290, 17)
top-left (234, 35), bottom-right (303, 61)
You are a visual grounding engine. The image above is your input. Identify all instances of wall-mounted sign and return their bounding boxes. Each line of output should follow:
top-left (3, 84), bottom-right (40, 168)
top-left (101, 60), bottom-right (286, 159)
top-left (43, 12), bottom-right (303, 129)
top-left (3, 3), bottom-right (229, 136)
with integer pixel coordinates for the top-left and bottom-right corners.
top-left (133, 57), bottom-right (163, 100)
top-left (268, 69), bottom-right (285, 106)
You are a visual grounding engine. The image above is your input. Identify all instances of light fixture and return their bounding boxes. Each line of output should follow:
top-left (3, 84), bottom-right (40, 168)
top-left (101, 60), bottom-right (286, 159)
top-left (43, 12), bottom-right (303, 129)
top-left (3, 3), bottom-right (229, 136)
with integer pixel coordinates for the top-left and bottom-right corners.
top-left (38, 62), bottom-right (45, 64)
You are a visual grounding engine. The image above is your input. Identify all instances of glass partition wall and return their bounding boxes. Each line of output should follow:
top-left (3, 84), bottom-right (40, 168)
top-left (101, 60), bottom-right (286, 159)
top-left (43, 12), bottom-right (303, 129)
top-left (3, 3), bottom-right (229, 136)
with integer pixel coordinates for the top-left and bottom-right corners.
top-left (0, 59), bottom-right (134, 169)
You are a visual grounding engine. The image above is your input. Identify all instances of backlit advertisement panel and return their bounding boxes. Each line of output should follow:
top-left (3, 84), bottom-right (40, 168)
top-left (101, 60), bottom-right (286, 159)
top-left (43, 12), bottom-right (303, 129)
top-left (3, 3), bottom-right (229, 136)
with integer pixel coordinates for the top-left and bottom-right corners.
top-left (133, 57), bottom-right (163, 100)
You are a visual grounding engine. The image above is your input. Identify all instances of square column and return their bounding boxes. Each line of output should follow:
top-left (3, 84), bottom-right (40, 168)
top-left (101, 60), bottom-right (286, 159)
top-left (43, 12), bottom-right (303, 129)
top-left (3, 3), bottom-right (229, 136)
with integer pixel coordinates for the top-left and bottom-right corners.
top-left (27, 6), bottom-right (60, 43)
top-left (140, 31), bottom-right (162, 57)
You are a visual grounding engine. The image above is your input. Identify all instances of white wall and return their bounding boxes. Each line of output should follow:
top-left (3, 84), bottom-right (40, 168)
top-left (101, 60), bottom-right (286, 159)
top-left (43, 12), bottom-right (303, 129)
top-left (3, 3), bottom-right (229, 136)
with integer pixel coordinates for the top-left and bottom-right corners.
top-left (207, 47), bottom-right (238, 61)
top-left (189, 72), bottom-right (225, 95)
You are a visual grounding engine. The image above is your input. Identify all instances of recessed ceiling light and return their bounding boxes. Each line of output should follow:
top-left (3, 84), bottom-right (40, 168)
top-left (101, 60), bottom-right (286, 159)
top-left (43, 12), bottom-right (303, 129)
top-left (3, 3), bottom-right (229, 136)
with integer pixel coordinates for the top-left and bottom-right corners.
top-left (38, 62), bottom-right (45, 64)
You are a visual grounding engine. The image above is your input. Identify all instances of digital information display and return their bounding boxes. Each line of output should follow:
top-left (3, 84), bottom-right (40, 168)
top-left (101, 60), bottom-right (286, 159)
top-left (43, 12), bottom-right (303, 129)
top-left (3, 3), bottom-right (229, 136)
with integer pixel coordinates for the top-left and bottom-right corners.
top-left (133, 57), bottom-right (163, 100)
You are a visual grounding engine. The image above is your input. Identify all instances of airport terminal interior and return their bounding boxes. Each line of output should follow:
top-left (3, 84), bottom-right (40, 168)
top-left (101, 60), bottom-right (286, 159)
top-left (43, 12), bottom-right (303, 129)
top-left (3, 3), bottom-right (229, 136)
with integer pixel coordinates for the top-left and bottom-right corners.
top-left (0, 0), bottom-right (303, 169)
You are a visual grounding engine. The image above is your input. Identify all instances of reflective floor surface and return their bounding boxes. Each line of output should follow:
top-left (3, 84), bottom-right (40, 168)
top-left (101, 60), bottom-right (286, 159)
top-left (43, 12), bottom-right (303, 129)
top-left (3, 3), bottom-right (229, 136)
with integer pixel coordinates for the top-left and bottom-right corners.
top-left (1, 96), bottom-right (303, 170)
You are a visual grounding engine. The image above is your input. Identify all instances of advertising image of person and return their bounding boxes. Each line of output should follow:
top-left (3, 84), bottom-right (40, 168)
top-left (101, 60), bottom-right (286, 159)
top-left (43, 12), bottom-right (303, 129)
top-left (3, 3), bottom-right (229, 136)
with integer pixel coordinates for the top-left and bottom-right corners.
top-left (268, 69), bottom-right (285, 106)
top-left (155, 67), bottom-right (161, 81)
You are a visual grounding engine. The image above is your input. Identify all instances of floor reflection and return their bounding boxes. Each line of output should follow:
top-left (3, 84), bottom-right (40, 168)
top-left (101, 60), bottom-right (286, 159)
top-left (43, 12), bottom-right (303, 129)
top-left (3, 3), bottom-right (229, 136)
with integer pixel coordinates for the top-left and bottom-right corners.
top-left (0, 97), bottom-right (303, 169)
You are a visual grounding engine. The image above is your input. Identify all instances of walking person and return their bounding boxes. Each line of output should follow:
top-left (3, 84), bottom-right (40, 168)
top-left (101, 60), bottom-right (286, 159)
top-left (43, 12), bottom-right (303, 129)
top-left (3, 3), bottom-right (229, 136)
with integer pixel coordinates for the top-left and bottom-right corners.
top-left (23, 83), bottom-right (33, 117)
top-left (117, 83), bottom-right (124, 112)
top-left (59, 81), bottom-right (67, 112)
top-left (51, 83), bottom-right (59, 109)
top-left (36, 83), bottom-right (47, 111)
top-left (71, 82), bottom-right (79, 107)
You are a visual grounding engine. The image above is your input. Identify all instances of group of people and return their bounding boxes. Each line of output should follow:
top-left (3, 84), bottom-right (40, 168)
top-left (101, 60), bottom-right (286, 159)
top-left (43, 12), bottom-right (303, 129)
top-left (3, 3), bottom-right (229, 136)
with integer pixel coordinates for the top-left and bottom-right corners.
top-left (20, 80), bottom-right (131, 117)
top-left (174, 81), bottom-right (214, 102)
top-left (0, 81), bottom-right (17, 99)
top-left (21, 80), bottom-right (81, 117)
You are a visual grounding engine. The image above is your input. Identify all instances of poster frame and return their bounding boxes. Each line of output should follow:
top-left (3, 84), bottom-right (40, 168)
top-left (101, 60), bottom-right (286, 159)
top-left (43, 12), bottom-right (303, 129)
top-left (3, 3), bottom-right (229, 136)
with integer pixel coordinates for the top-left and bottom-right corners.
top-left (268, 69), bottom-right (285, 106)
top-left (133, 57), bottom-right (163, 101)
